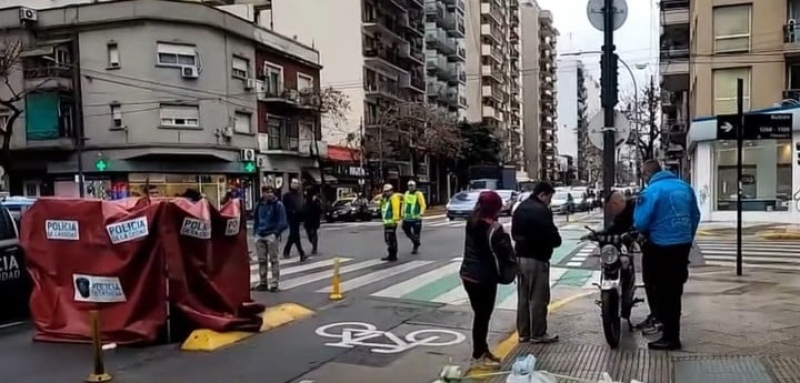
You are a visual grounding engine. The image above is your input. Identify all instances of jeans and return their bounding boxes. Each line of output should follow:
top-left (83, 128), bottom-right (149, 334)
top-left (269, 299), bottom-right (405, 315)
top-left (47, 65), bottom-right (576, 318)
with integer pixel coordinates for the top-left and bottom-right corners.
top-left (517, 258), bottom-right (551, 338)
top-left (463, 279), bottom-right (497, 359)
top-left (283, 221), bottom-right (305, 257)
top-left (255, 234), bottom-right (280, 288)
top-left (647, 242), bottom-right (691, 341)
top-left (383, 225), bottom-right (398, 259)
top-left (304, 224), bottom-right (319, 253)
top-left (401, 220), bottom-right (422, 246)
top-left (641, 245), bottom-right (658, 318)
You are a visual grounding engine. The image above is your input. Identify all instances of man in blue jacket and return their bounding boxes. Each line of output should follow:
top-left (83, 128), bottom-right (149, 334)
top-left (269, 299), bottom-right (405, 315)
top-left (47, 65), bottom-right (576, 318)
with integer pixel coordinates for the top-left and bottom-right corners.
top-left (634, 160), bottom-right (700, 350)
top-left (253, 185), bottom-right (288, 292)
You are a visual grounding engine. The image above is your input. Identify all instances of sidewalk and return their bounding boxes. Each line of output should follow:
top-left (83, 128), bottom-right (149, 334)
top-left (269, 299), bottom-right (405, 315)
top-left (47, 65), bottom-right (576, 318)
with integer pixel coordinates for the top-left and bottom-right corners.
top-left (697, 221), bottom-right (800, 240)
top-left (490, 269), bottom-right (800, 382)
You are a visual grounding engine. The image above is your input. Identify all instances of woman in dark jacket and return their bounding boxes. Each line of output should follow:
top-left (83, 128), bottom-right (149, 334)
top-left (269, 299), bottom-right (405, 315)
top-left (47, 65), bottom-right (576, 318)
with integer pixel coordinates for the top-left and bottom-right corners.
top-left (304, 188), bottom-right (323, 255)
top-left (460, 190), bottom-right (515, 366)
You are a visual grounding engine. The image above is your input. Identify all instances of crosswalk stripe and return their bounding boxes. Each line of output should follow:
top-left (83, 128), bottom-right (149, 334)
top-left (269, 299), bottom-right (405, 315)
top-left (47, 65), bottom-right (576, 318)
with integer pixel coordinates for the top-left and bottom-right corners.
top-left (704, 255), bottom-right (800, 264)
top-left (372, 262), bottom-right (461, 299)
top-left (704, 261), bottom-right (800, 271)
top-left (249, 258), bottom-right (349, 276)
top-left (279, 259), bottom-right (386, 290)
top-left (316, 260), bottom-right (433, 293)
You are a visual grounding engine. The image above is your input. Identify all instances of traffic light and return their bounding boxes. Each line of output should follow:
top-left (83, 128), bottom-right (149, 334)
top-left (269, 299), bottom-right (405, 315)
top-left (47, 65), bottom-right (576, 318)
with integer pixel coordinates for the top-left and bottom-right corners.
top-left (796, 142), bottom-right (800, 165)
top-left (95, 159), bottom-right (108, 171)
top-left (242, 161), bottom-right (256, 173)
top-left (600, 52), bottom-right (619, 108)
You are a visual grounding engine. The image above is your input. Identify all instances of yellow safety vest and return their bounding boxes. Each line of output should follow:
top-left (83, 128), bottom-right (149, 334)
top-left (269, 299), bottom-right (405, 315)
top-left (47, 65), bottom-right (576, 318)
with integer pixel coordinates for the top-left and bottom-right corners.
top-left (381, 197), bottom-right (396, 226)
top-left (403, 191), bottom-right (422, 220)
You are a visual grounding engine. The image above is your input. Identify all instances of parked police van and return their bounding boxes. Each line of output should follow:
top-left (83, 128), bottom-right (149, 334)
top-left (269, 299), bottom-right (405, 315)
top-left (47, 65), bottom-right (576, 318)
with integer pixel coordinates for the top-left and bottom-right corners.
top-left (0, 195), bottom-right (31, 325)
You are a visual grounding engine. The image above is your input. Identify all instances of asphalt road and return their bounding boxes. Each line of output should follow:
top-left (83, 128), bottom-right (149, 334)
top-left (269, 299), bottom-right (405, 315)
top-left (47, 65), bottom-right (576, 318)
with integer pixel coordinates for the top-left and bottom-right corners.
top-left (0, 210), bottom-right (604, 383)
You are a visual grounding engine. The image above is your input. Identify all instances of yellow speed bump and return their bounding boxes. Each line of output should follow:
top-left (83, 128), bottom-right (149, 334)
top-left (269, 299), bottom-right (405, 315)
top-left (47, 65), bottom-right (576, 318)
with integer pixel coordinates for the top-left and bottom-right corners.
top-left (181, 303), bottom-right (314, 351)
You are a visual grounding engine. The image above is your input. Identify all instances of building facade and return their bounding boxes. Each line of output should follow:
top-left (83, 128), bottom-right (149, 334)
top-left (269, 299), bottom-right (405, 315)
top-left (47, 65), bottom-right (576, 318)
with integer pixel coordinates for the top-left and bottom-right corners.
top-left (538, 10), bottom-right (558, 181)
top-left (659, 0), bottom-right (690, 174)
top-left (425, 0), bottom-right (468, 119)
top-left (686, 0), bottom-right (800, 223)
top-left (3, 0), bottom-right (323, 208)
top-left (520, 0), bottom-right (541, 180)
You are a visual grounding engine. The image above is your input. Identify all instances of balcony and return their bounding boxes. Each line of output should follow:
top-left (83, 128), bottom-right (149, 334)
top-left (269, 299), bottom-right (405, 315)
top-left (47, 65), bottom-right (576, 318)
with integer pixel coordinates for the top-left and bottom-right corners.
top-left (481, 65), bottom-right (504, 82)
top-left (482, 44), bottom-right (504, 64)
top-left (444, 62), bottom-right (464, 83)
top-left (427, 80), bottom-right (447, 99)
top-left (482, 85), bottom-right (504, 102)
top-left (481, 23), bottom-right (504, 44)
top-left (425, 0), bottom-right (445, 20)
top-left (480, 2), bottom-right (504, 25)
top-left (363, 13), bottom-right (408, 45)
top-left (410, 75), bottom-right (426, 93)
top-left (659, 48), bottom-right (689, 91)
top-left (444, 90), bottom-right (459, 107)
top-left (483, 105), bottom-right (504, 122)
top-left (365, 81), bottom-right (403, 101)
top-left (425, 27), bottom-right (451, 51)
top-left (662, 1), bottom-right (689, 26)
top-left (441, 10), bottom-right (465, 36)
top-left (23, 64), bottom-right (73, 90)
top-left (364, 45), bottom-right (407, 74)
top-left (426, 52), bottom-right (449, 77)
top-left (266, 134), bottom-right (300, 153)
top-left (446, 0), bottom-right (466, 13)
top-left (783, 22), bottom-right (800, 56)
top-left (459, 95), bottom-right (468, 108)
top-left (448, 42), bottom-right (466, 62)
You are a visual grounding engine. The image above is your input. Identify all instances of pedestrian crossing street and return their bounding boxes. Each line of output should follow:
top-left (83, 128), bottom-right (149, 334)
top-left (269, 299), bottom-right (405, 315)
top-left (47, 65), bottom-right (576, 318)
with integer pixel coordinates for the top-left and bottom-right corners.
top-left (319, 216), bottom-right (513, 231)
top-left (696, 238), bottom-right (800, 272)
top-left (249, 255), bottom-right (610, 310)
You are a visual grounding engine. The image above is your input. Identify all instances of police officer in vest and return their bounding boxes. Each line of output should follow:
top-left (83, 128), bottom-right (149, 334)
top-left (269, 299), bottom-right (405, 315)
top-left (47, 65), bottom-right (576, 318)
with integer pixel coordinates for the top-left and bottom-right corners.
top-left (380, 183), bottom-right (402, 262)
top-left (402, 180), bottom-right (427, 254)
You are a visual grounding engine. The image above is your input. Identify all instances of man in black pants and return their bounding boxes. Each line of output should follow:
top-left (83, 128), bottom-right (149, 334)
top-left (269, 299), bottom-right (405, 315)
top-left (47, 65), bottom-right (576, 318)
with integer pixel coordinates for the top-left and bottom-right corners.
top-left (303, 187), bottom-right (323, 255)
top-left (633, 160), bottom-right (700, 350)
top-left (282, 179), bottom-right (307, 262)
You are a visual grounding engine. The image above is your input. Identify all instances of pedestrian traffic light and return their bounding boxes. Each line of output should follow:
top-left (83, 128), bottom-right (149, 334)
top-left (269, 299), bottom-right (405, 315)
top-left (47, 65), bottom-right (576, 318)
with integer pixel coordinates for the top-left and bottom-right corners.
top-left (243, 161), bottom-right (256, 173)
top-left (95, 159), bottom-right (108, 172)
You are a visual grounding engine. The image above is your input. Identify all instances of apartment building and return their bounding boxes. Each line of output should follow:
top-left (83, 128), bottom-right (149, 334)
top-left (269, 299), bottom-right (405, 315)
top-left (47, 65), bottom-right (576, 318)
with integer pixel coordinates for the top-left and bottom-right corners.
top-left (685, 0), bottom-right (800, 223)
top-left (659, 0), bottom-right (690, 171)
top-left (555, 59), bottom-right (589, 183)
top-left (520, 0), bottom-right (541, 180)
top-left (508, 0), bottom-right (523, 166)
top-left (3, 0), bottom-right (323, 204)
top-left (425, 0), bottom-right (468, 119)
top-left (538, 10), bottom-right (558, 181)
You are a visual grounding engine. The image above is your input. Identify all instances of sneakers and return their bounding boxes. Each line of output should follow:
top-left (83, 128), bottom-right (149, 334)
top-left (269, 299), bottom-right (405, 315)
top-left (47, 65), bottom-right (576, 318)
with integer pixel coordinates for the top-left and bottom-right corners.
top-left (471, 352), bottom-right (501, 367)
top-left (253, 283), bottom-right (279, 292)
top-left (531, 333), bottom-right (560, 344)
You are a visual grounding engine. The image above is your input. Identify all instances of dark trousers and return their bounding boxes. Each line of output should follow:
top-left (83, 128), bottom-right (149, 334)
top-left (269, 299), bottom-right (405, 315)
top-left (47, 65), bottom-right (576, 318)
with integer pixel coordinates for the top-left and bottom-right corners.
top-left (401, 220), bottom-right (422, 246)
top-left (383, 225), bottom-right (398, 259)
top-left (283, 221), bottom-right (305, 257)
top-left (645, 242), bottom-right (691, 342)
top-left (304, 224), bottom-right (319, 253)
top-left (463, 279), bottom-right (497, 359)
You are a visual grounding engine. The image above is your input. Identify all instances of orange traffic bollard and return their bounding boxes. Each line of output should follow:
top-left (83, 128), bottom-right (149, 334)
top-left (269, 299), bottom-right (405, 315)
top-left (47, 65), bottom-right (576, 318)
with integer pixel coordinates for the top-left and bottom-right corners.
top-left (85, 310), bottom-right (112, 382)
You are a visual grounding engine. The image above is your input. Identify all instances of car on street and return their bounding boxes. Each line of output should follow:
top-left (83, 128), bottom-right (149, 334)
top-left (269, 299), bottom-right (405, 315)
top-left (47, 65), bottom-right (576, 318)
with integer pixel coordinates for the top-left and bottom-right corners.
top-left (1, 196), bottom-right (36, 225)
top-left (446, 190), bottom-right (482, 220)
top-left (369, 195), bottom-right (382, 218)
top-left (325, 198), bottom-right (372, 223)
top-left (549, 191), bottom-right (575, 214)
top-left (512, 191), bottom-right (532, 214)
top-left (495, 190), bottom-right (519, 216)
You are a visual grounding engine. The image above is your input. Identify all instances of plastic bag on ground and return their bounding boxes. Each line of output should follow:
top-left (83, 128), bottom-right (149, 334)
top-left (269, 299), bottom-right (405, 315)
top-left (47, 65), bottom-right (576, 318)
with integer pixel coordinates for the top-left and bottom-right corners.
top-left (506, 354), bottom-right (556, 383)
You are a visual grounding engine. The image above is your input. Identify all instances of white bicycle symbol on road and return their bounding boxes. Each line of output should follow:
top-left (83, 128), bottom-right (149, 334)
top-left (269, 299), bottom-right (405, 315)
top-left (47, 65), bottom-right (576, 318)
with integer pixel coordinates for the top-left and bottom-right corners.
top-left (315, 322), bottom-right (466, 354)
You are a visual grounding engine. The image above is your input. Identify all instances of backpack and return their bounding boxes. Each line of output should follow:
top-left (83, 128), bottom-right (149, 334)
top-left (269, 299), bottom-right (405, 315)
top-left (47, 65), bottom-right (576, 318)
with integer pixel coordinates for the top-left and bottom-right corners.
top-left (488, 221), bottom-right (518, 284)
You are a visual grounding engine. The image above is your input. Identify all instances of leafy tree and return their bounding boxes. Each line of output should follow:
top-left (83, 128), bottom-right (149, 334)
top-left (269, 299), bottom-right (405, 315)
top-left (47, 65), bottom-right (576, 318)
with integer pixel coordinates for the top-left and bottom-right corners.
top-left (457, 121), bottom-right (500, 166)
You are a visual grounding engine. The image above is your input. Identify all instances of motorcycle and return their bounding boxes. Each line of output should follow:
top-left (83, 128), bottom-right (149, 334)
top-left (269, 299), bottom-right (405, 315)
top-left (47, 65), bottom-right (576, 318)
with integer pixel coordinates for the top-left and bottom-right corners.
top-left (584, 226), bottom-right (644, 349)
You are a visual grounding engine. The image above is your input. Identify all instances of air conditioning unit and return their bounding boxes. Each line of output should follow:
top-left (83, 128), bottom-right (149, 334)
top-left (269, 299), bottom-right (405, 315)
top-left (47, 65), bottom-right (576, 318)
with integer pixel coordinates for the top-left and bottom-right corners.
top-left (244, 78), bottom-right (256, 90)
top-left (19, 8), bottom-right (38, 22)
top-left (180, 65), bottom-right (199, 79)
top-left (240, 149), bottom-right (256, 162)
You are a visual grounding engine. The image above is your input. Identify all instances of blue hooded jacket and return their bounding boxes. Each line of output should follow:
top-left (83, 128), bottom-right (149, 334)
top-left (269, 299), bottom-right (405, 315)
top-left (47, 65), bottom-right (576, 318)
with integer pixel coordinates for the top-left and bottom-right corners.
top-left (633, 170), bottom-right (700, 246)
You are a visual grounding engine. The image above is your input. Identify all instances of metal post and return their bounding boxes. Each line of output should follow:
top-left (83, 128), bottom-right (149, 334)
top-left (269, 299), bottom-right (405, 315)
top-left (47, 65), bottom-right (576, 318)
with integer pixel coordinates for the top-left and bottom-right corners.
top-left (601, 0), bottom-right (617, 228)
top-left (72, 33), bottom-right (86, 197)
top-left (736, 78), bottom-right (744, 276)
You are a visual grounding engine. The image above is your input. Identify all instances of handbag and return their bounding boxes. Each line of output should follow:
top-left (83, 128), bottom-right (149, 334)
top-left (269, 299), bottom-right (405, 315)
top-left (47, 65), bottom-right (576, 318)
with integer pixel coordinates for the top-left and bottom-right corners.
top-left (488, 221), bottom-right (518, 285)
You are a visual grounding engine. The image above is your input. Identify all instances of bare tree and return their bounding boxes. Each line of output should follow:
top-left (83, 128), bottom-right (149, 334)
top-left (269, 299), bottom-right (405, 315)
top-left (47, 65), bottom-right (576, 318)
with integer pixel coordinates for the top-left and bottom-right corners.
top-left (620, 78), bottom-right (660, 162)
top-left (302, 86), bottom-right (350, 201)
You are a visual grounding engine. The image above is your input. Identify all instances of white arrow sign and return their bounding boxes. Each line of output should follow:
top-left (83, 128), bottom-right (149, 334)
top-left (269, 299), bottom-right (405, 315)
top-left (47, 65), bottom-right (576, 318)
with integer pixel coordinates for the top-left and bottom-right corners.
top-left (721, 122), bottom-right (734, 133)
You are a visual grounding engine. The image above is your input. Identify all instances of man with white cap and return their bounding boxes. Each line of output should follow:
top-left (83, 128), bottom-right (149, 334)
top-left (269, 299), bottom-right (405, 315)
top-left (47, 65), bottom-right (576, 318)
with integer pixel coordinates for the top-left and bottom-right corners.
top-left (379, 183), bottom-right (402, 262)
top-left (401, 180), bottom-right (427, 254)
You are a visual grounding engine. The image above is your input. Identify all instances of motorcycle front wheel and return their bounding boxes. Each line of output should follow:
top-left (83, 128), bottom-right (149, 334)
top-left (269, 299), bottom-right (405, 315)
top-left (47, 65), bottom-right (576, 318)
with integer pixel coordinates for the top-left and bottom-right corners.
top-left (601, 290), bottom-right (621, 349)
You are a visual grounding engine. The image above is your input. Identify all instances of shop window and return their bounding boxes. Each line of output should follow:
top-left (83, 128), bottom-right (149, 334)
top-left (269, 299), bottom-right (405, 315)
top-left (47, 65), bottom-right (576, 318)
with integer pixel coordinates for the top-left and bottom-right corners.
top-left (713, 139), bottom-right (793, 212)
top-left (712, 67), bottom-right (750, 115)
top-left (128, 173), bottom-right (228, 208)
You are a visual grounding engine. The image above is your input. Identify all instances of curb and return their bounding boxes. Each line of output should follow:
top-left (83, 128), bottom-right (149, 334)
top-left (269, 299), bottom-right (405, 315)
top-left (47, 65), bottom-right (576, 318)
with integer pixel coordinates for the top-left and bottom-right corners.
top-left (757, 230), bottom-right (800, 240)
top-left (181, 303), bottom-right (314, 352)
top-left (464, 291), bottom-right (595, 377)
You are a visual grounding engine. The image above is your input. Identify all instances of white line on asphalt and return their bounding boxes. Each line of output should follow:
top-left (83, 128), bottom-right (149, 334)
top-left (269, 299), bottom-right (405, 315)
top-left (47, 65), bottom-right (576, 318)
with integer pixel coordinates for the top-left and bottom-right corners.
top-left (249, 257), bottom-right (303, 270)
top-left (372, 262), bottom-right (461, 299)
top-left (566, 261), bottom-right (583, 267)
top-left (249, 258), bottom-right (353, 278)
top-left (280, 259), bottom-right (386, 290)
top-left (704, 261), bottom-right (800, 271)
top-left (703, 255), bottom-right (800, 264)
top-left (316, 260), bottom-right (433, 293)
top-left (698, 250), bottom-right (800, 257)
top-left (450, 256), bottom-right (462, 262)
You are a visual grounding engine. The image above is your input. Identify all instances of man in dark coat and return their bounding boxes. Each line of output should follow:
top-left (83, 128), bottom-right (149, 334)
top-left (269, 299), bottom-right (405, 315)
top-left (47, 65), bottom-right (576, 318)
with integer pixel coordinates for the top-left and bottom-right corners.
top-left (281, 179), bottom-right (307, 261)
top-left (303, 187), bottom-right (323, 255)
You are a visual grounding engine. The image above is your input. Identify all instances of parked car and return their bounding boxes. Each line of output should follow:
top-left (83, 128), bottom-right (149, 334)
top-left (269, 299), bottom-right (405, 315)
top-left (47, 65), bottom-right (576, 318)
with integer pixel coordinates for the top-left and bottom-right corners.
top-left (1, 196), bottom-right (36, 225)
top-left (512, 191), bottom-right (532, 214)
top-left (495, 190), bottom-right (519, 216)
top-left (369, 195), bottom-right (382, 218)
top-left (549, 191), bottom-right (575, 214)
top-left (325, 198), bottom-right (372, 223)
top-left (446, 190), bottom-right (482, 220)
top-left (0, 204), bottom-right (29, 325)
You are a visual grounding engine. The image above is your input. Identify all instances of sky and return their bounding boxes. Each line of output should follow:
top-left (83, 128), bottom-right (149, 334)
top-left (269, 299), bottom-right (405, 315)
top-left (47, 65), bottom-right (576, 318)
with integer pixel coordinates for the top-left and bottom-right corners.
top-left (538, 0), bottom-right (660, 97)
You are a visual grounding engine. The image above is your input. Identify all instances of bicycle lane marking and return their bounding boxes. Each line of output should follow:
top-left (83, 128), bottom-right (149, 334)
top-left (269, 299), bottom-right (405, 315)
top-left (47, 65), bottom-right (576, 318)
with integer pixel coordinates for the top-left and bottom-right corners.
top-left (314, 321), bottom-right (466, 354)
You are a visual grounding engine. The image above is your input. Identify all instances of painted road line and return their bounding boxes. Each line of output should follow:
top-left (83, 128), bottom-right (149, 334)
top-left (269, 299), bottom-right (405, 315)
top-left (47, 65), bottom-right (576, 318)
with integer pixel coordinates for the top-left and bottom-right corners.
top-left (704, 255), bottom-right (800, 264)
top-left (372, 262), bottom-right (461, 299)
top-left (280, 259), bottom-right (385, 290)
top-left (566, 243), bottom-right (596, 267)
top-left (249, 258), bottom-right (353, 280)
top-left (496, 267), bottom-right (570, 310)
top-left (315, 260), bottom-right (433, 293)
top-left (450, 256), bottom-right (463, 262)
top-left (704, 261), bottom-right (800, 271)
top-left (248, 257), bottom-right (304, 270)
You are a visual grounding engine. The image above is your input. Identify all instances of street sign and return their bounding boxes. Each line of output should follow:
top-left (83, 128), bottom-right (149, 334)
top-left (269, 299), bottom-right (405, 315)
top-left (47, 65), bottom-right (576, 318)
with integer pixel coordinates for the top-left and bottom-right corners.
top-left (587, 0), bottom-right (628, 32)
top-left (716, 113), bottom-right (793, 140)
top-left (588, 110), bottom-right (630, 150)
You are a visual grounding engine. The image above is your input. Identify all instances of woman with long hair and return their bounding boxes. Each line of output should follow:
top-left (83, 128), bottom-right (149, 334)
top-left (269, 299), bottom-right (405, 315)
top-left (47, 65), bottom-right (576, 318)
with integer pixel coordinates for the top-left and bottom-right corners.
top-left (460, 190), bottom-right (515, 366)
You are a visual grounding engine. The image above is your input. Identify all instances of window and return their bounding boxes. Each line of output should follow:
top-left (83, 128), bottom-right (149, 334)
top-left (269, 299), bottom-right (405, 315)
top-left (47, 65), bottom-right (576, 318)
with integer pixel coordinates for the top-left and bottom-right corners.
top-left (713, 140), bottom-right (793, 211)
top-left (157, 43), bottom-right (197, 67)
top-left (297, 73), bottom-right (314, 91)
top-left (264, 63), bottom-right (283, 96)
top-left (108, 43), bottom-right (120, 68)
top-left (159, 104), bottom-right (199, 128)
top-left (234, 112), bottom-right (251, 133)
top-left (111, 104), bottom-right (122, 127)
top-left (712, 67), bottom-right (750, 114)
top-left (713, 5), bottom-right (751, 53)
top-left (232, 56), bottom-right (249, 79)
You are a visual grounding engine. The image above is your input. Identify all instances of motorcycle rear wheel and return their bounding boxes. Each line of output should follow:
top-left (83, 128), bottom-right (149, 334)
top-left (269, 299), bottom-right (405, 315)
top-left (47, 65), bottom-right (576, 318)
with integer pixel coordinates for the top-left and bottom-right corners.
top-left (601, 290), bottom-right (621, 349)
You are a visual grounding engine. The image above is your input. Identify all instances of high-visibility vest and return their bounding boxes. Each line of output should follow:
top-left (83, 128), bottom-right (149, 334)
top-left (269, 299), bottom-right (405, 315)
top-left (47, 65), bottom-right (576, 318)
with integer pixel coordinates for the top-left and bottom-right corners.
top-left (403, 191), bottom-right (422, 220)
top-left (381, 197), bottom-right (396, 226)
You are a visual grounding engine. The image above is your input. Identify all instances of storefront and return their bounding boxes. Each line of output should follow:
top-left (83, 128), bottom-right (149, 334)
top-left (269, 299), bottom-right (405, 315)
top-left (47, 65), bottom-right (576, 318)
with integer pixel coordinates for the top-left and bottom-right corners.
top-left (688, 105), bottom-right (800, 223)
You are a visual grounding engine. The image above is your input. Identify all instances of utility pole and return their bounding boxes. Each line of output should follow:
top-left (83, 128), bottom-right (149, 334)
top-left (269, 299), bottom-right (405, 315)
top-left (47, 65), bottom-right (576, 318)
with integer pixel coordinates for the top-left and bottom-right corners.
top-left (647, 76), bottom-right (656, 164)
top-left (600, 0), bottom-right (619, 227)
top-left (72, 32), bottom-right (86, 198)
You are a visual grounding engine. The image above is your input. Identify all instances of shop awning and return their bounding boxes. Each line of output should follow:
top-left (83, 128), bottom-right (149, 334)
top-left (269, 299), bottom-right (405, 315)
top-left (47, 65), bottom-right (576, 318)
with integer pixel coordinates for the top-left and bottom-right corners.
top-left (304, 169), bottom-right (337, 184)
top-left (327, 145), bottom-right (357, 162)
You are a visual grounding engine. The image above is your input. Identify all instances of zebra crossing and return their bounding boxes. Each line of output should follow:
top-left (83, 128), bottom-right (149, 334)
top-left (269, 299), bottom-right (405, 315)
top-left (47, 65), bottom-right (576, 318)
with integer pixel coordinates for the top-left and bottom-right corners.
top-left (319, 216), bottom-right (512, 231)
top-left (249, 255), bottom-right (608, 311)
top-left (695, 238), bottom-right (800, 272)
top-left (565, 242), bottom-right (597, 267)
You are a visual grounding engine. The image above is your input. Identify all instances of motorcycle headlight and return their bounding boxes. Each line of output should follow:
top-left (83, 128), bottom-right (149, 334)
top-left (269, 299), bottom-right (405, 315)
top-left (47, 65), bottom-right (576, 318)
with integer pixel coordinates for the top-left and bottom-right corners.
top-left (600, 245), bottom-right (619, 265)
